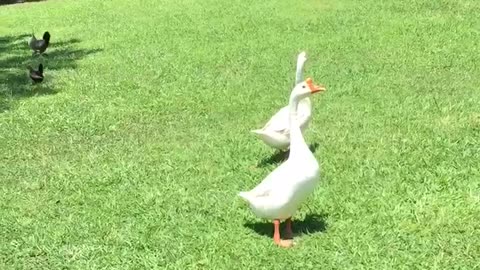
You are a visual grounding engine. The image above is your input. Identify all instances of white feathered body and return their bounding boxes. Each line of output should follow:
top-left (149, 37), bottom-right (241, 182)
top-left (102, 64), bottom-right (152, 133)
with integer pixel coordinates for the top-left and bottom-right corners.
top-left (239, 144), bottom-right (320, 220)
top-left (251, 98), bottom-right (312, 150)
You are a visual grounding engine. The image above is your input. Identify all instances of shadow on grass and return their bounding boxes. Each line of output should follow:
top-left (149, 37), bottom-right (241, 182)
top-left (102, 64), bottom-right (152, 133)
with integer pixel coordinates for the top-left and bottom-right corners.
top-left (0, 0), bottom-right (45, 6)
top-left (244, 213), bottom-right (328, 238)
top-left (0, 34), bottom-right (102, 112)
top-left (257, 142), bottom-right (320, 167)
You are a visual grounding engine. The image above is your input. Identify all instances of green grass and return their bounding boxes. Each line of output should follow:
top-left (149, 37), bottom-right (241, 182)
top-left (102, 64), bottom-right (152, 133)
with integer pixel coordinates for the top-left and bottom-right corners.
top-left (1, 0), bottom-right (480, 268)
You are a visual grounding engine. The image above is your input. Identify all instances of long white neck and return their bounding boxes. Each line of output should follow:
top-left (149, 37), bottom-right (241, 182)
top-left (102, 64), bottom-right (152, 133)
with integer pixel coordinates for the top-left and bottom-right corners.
top-left (289, 94), bottom-right (308, 153)
top-left (295, 52), bottom-right (306, 85)
top-left (294, 53), bottom-right (312, 115)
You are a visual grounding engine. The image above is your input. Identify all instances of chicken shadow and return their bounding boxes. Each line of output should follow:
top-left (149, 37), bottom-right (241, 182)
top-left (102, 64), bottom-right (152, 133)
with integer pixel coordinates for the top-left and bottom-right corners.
top-left (257, 142), bottom-right (320, 167)
top-left (244, 213), bottom-right (328, 238)
top-left (0, 34), bottom-right (102, 112)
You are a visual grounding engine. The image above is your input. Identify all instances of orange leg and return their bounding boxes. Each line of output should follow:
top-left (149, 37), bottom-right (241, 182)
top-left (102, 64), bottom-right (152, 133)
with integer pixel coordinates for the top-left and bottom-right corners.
top-left (273, 219), bottom-right (294, 248)
top-left (273, 219), bottom-right (281, 244)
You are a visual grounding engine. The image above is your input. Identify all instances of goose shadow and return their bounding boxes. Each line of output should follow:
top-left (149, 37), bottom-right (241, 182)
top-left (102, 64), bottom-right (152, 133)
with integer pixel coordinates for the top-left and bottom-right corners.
top-left (244, 213), bottom-right (328, 238)
top-left (257, 142), bottom-right (320, 167)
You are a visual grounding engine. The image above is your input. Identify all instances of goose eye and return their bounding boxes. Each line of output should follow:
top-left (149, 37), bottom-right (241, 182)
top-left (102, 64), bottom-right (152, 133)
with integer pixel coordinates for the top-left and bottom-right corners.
top-left (302, 86), bottom-right (306, 89)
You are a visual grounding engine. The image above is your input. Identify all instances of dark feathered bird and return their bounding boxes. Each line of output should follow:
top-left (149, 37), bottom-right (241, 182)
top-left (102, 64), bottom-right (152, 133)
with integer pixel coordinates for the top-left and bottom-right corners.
top-left (29, 31), bottom-right (51, 54)
top-left (28, 64), bottom-right (44, 83)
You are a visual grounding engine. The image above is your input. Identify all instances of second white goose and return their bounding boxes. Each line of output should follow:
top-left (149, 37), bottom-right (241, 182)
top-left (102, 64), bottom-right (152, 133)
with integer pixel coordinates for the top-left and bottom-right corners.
top-left (251, 51), bottom-right (313, 151)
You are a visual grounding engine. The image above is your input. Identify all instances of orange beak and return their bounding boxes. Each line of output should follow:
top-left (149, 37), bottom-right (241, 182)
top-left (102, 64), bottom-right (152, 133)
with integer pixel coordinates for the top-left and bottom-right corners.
top-left (306, 78), bottom-right (326, 93)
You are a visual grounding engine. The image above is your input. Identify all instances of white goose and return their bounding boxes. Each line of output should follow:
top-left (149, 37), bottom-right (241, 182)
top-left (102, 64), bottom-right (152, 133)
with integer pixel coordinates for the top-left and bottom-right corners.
top-left (251, 51), bottom-right (312, 151)
top-left (240, 78), bottom-right (326, 248)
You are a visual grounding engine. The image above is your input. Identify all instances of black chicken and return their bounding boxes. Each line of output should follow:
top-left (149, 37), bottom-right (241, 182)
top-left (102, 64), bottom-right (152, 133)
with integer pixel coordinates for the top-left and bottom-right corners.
top-left (29, 31), bottom-right (51, 55)
top-left (28, 64), bottom-right (44, 83)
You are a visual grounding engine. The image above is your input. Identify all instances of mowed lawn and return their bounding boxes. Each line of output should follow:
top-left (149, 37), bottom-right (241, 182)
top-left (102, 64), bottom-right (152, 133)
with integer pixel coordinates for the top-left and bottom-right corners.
top-left (1, 0), bottom-right (479, 268)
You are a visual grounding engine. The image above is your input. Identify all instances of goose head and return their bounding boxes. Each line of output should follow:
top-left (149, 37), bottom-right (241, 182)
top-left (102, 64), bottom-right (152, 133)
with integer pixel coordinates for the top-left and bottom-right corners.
top-left (291, 78), bottom-right (326, 101)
